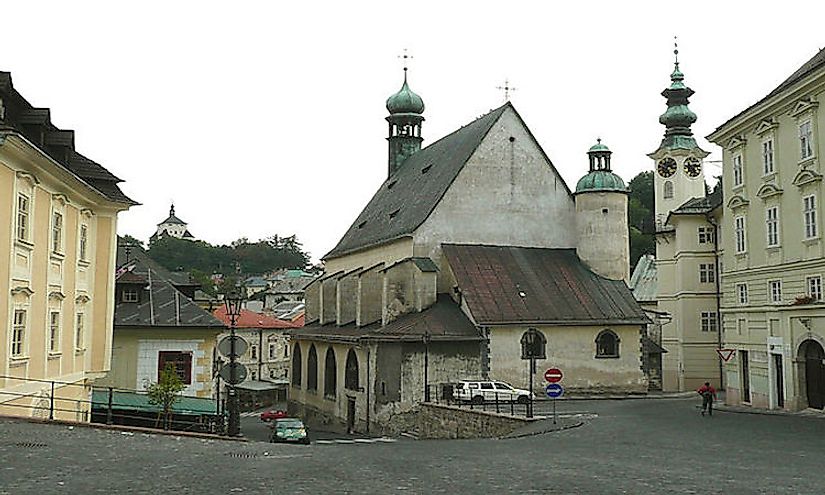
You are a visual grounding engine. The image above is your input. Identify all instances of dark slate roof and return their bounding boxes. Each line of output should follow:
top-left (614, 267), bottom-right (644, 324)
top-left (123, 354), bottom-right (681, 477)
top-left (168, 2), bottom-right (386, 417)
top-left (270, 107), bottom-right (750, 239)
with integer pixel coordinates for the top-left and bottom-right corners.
top-left (114, 241), bottom-right (225, 329)
top-left (159, 213), bottom-right (187, 226)
top-left (324, 104), bottom-right (511, 259)
top-left (289, 295), bottom-right (482, 344)
top-left (0, 72), bottom-right (136, 205)
top-left (712, 48), bottom-right (825, 135)
top-left (442, 244), bottom-right (649, 326)
top-left (670, 187), bottom-right (723, 216)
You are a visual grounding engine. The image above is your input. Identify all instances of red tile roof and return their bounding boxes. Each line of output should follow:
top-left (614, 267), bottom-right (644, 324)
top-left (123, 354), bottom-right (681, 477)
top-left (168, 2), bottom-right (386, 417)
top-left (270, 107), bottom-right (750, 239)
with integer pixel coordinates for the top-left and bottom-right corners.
top-left (212, 307), bottom-right (298, 329)
top-left (443, 244), bottom-right (649, 326)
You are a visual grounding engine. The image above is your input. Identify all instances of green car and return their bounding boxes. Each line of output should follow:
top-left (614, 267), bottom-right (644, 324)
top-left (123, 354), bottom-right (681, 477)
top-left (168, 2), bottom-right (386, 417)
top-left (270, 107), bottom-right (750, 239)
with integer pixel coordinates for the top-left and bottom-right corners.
top-left (270, 418), bottom-right (310, 445)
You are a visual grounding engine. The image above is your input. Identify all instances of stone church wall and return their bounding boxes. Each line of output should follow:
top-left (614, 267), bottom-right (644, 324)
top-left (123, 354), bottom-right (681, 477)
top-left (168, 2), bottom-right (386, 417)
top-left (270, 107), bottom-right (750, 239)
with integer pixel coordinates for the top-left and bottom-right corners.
top-left (488, 324), bottom-right (647, 394)
top-left (356, 265), bottom-right (383, 326)
top-left (413, 106), bottom-right (577, 292)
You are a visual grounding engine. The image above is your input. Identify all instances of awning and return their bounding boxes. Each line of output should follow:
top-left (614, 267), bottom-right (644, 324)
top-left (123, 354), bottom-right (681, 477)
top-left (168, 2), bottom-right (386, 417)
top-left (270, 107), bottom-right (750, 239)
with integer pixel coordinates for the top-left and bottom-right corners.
top-left (91, 389), bottom-right (217, 415)
top-left (235, 380), bottom-right (288, 392)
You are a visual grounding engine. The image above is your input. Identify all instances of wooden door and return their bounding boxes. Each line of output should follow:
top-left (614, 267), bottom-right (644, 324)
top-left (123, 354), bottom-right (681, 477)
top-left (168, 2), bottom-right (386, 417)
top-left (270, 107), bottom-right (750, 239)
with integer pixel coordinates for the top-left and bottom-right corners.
top-left (804, 341), bottom-right (825, 409)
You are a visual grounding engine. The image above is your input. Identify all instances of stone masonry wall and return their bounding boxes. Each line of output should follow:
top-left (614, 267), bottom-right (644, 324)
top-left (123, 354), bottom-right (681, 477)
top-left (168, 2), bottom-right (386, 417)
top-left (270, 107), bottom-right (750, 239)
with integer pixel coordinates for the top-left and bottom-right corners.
top-left (357, 265), bottom-right (383, 327)
top-left (418, 403), bottom-right (533, 439)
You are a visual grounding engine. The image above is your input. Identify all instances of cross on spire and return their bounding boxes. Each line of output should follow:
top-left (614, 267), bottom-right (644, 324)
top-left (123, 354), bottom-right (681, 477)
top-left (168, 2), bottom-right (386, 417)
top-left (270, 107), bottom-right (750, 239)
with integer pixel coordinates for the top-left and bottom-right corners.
top-left (398, 48), bottom-right (413, 74)
top-left (673, 36), bottom-right (679, 70)
top-left (497, 79), bottom-right (517, 102)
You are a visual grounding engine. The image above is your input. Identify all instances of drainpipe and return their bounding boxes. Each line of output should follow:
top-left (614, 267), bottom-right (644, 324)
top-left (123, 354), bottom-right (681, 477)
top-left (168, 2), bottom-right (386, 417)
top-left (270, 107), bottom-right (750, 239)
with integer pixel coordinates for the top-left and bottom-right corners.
top-left (707, 214), bottom-right (724, 390)
top-left (258, 327), bottom-right (263, 381)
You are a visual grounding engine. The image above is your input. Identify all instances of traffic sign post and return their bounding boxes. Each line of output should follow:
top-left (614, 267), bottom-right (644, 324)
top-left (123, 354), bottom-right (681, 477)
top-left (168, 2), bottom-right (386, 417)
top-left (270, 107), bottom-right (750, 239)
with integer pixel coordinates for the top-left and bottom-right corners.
top-left (717, 349), bottom-right (736, 362)
top-left (545, 369), bottom-right (564, 424)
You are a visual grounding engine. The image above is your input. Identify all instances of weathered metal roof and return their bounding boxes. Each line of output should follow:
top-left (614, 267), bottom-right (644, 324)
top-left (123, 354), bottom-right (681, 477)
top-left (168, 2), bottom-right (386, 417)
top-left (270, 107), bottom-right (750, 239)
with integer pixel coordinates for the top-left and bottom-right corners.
top-left (442, 244), bottom-right (649, 326)
top-left (669, 187), bottom-right (723, 217)
top-left (324, 103), bottom-right (511, 259)
top-left (629, 254), bottom-right (658, 303)
top-left (289, 295), bottom-right (481, 344)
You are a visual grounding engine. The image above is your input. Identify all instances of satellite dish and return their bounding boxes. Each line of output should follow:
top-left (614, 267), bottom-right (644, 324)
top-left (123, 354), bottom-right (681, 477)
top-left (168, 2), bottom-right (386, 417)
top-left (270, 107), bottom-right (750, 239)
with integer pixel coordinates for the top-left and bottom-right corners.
top-left (218, 335), bottom-right (248, 358)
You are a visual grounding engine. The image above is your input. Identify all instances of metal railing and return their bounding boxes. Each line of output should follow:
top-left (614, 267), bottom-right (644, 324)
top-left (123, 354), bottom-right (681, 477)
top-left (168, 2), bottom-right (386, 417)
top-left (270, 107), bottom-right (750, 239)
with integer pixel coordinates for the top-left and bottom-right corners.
top-left (425, 383), bottom-right (534, 418)
top-left (0, 374), bottom-right (222, 433)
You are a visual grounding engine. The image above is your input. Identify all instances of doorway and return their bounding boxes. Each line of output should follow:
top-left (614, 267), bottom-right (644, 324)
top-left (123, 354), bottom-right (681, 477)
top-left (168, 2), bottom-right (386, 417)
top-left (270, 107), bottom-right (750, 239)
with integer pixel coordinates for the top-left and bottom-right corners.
top-left (801, 340), bottom-right (825, 409)
top-left (773, 354), bottom-right (784, 409)
top-left (740, 351), bottom-right (750, 403)
top-left (346, 398), bottom-right (356, 433)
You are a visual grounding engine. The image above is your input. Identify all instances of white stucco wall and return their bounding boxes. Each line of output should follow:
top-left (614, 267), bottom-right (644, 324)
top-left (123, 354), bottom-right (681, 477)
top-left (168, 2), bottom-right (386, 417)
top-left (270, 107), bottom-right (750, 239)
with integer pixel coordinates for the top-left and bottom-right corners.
top-left (414, 106), bottom-right (577, 290)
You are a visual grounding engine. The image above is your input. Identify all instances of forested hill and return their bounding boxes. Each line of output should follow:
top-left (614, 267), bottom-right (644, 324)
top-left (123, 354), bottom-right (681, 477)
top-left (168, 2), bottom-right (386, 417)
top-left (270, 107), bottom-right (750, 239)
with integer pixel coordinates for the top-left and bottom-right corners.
top-left (122, 234), bottom-right (310, 277)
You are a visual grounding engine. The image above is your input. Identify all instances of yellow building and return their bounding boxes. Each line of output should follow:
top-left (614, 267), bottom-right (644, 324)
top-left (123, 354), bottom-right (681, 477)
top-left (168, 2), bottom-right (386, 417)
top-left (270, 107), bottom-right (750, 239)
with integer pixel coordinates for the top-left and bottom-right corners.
top-left (0, 72), bottom-right (135, 421)
top-left (708, 48), bottom-right (825, 411)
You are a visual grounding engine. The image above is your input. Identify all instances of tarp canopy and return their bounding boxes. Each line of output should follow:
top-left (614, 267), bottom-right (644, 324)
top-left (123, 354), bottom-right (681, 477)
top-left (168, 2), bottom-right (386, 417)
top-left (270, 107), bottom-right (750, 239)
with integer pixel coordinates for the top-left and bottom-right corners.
top-left (91, 389), bottom-right (217, 415)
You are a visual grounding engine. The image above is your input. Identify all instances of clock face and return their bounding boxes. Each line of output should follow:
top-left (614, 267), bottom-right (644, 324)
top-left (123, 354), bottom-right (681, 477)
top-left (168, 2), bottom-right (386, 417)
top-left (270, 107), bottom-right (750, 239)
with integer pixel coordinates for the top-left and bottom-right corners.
top-left (657, 157), bottom-right (677, 178)
top-left (684, 157), bottom-right (702, 178)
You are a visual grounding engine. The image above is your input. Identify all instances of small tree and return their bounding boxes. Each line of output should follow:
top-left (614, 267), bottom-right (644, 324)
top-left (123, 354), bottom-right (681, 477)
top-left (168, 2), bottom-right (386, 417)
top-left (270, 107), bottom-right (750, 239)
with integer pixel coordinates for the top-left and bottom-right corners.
top-left (147, 363), bottom-right (185, 430)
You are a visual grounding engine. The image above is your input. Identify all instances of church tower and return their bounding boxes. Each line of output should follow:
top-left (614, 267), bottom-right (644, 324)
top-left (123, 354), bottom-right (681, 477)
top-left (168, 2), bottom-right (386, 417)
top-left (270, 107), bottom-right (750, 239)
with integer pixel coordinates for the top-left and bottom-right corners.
top-left (574, 140), bottom-right (630, 282)
top-left (648, 45), bottom-right (709, 229)
top-left (385, 67), bottom-right (424, 177)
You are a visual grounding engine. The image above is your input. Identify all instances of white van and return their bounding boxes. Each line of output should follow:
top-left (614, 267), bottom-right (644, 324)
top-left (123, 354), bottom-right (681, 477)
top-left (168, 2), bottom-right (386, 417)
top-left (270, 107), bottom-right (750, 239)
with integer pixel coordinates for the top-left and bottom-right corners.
top-left (454, 380), bottom-right (533, 404)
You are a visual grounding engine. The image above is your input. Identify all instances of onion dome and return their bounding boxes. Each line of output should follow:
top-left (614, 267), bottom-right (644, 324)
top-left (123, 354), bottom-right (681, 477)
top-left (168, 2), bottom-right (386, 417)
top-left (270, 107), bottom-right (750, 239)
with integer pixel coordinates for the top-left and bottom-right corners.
top-left (386, 72), bottom-right (425, 115)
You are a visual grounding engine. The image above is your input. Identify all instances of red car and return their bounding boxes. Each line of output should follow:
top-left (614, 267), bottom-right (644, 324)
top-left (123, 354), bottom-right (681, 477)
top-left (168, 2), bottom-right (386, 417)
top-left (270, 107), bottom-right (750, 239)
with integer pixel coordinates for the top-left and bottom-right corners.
top-left (260, 410), bottom-right (288, 422)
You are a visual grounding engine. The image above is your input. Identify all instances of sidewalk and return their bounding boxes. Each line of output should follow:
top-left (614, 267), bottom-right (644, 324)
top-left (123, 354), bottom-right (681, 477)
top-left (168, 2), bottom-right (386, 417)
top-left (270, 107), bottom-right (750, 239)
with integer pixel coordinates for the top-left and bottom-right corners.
top-left (715, 403), bottom-right (825, 419)
top-left (537, 391), bottom-right (696, 401)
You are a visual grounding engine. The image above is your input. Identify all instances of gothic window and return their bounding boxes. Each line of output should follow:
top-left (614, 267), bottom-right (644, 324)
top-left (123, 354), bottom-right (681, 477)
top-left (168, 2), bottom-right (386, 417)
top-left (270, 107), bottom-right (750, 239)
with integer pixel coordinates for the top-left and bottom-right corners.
top-left (345, 349), bottom-right (359, 391)
top-left (520, 328), bottom-right (546, 360)
top-left (291, 343), bottom-right (302, 387)
top-left (663, 181), bottom-right (674, 199)
top-left (324, 347), bottom-right (337, 398)
top-left (595, 330), bottom-right (620, 358)
top-left (307, 345), bottom-right (318, 391)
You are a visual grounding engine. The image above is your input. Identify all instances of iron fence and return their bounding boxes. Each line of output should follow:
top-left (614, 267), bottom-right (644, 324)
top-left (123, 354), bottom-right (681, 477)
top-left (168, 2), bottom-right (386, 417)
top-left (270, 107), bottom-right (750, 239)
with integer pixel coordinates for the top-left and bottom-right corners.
top-left (425, 383), bottom-right (535, 417)
top-left (0, 374), bottom-right (223, 433)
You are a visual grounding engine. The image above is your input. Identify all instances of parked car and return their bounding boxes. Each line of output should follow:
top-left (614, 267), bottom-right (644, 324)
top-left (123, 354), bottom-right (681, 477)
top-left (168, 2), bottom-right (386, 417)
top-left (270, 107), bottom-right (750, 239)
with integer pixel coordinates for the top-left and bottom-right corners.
top-left (454, 380), bottom-right (533, 404)
top-left (260, 409), bottom-right (288, 422)
top-left (270, 418), bottom-right (310, 445)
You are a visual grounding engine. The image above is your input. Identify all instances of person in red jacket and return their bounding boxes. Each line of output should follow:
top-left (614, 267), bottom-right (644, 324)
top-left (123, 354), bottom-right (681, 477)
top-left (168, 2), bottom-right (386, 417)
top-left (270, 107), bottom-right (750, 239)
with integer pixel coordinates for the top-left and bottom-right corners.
top-left (697, 382), bottom-right (717, 416)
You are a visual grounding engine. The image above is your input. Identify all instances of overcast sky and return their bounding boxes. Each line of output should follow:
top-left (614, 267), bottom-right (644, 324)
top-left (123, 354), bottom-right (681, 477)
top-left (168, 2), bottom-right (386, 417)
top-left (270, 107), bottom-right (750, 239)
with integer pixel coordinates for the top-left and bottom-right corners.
top-left (4, 2), bottom-right (824, 262)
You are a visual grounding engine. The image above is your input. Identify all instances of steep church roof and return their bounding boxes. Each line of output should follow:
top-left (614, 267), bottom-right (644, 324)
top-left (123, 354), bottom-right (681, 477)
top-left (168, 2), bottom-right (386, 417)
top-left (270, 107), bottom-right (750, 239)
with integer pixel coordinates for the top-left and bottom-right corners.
top-left (443, 244), bottom-right (649, 326)
top-left (629, 254), bottom-right (658, 304)
top-left (324, 103), bottom-right (511, 259)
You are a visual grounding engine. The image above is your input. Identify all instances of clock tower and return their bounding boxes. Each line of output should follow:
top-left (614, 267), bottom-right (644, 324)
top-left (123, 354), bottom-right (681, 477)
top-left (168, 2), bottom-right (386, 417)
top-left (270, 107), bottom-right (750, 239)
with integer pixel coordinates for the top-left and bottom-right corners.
top-left (648, 46), bottom-right (709, 229)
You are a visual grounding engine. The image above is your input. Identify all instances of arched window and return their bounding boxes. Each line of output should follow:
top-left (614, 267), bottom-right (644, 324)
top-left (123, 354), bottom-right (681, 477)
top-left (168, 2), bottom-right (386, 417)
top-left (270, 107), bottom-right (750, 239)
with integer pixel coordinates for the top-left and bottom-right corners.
top-left (595, 329), bottom-right (620, 358)
top-left (291, 343), bottom-right (302, 387)
top-left (307, 345), bottom-right (318, 391)
top-left (324, 347), bottom-right (337, 398)
top-left (663, 181), bottom-right (674, 199)
top-left (520, 328), bottom-right (547, 359)
top-left (345, 349), bottom-right (359, 391)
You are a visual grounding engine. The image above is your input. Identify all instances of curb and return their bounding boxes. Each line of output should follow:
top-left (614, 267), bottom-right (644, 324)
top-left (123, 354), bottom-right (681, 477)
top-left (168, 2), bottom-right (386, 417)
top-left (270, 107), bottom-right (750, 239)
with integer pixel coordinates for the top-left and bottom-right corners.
top-left (536, 392), bottom-right (696, 401)
top-left (0, 413), bottom-right (248, 442)
top-left (713, 406), bottom-right (825, 419)
top-left (500, 420), bottom-right (585, 439)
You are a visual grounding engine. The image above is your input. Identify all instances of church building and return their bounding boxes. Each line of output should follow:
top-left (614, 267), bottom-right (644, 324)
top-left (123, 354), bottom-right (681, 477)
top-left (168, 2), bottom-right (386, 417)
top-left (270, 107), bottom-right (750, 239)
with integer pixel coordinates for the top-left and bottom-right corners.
top-left (289, 68), bottom-right (649, 434)
top-left (151, 204), bottom-right (195, 242)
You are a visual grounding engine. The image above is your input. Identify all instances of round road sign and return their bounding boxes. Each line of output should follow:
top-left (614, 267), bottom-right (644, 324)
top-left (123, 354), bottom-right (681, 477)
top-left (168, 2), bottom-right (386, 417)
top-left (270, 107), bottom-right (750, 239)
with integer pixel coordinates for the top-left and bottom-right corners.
top-left (218, 362), bottom-right (248, 385)
top-left (545, 383), bottom-right (564, 398)
top-left (218, 335), bottom-right (249, 358)
top-left (544, 367), bottom-right (563, 383)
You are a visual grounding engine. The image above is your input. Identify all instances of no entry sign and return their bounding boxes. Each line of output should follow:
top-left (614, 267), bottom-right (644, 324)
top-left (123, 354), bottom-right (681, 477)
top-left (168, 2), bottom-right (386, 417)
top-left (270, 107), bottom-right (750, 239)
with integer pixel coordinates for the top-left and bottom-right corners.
top-left (544, 368), bottom-right (563, 383)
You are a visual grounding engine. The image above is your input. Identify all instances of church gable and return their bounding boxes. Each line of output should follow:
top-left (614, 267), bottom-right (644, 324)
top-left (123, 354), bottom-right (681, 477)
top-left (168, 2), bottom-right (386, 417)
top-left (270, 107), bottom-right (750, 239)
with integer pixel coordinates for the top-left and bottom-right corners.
top-left (414, 105), bottom-right (576, 254)
top-left (323, 104), bottom-right (509, 260)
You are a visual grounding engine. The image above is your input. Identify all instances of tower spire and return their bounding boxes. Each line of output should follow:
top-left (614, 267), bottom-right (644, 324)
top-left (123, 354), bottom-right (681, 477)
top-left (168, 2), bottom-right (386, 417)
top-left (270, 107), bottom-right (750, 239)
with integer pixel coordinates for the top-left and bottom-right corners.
top-left (651, 39), bottom-right (701, 153)
top-left (386, 51), bottom-right (425, 177)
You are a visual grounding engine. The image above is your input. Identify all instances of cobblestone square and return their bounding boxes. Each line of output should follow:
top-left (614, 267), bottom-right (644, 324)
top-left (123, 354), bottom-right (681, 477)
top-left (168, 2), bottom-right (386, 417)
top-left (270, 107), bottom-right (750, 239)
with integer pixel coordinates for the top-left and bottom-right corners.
top-left (2, 398), bottom-right (824, 494)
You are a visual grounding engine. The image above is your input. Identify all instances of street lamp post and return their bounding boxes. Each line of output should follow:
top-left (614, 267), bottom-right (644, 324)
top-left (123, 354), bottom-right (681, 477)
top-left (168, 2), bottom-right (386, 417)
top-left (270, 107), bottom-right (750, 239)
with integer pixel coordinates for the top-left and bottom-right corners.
top-left (524, 330), bottom-right (536, 419)
top-left (224, 289), bottom-right (244, 437)
top-left (423, 330), bottom-right (431, 402)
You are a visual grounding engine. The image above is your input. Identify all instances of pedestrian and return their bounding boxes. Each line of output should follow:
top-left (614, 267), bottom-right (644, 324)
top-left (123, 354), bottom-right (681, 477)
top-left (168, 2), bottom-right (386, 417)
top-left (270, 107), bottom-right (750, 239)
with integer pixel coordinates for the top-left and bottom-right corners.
top-left (697, 382), bottom-right (717, 417)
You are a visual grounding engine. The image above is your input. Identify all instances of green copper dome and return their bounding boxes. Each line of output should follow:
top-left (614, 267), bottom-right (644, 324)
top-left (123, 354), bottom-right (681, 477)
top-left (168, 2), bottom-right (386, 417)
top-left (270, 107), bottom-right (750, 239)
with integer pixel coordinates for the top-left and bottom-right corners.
top-left (386, 74), bottom-right (425, 115)
top-left (588, 141), bottom-right (610, 153)
top-left (575, 170), bottom-right (627, 193)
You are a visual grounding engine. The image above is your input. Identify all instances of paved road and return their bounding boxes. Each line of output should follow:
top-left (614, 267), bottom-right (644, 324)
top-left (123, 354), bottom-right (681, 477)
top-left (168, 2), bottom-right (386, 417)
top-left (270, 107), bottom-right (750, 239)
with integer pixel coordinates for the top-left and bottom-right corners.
top-left (2, 398), bottom-right (824, 494)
